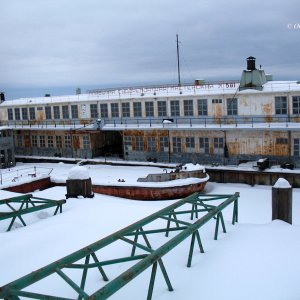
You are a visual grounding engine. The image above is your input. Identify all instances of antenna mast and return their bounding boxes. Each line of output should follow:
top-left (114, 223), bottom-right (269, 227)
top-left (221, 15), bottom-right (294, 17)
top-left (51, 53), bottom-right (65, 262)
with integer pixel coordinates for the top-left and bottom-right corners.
top-left (176, 34), bottom-right (181, 86)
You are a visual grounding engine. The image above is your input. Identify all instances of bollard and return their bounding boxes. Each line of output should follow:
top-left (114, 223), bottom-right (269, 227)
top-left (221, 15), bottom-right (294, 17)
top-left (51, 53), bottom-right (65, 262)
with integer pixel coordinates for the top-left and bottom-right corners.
top-left (272, 178), bottom-right (292, 224)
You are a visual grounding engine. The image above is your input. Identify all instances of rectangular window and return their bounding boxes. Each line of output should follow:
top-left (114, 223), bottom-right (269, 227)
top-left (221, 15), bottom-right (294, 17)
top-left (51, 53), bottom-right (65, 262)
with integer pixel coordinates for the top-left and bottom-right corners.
top-left (22, 108), bottom-right (28, 120)
top-left (8, 108), bottom-right (13, 120)
top-left (124, 136), bottom-right (132, 151)
top-left (184, 100), bottom-right (194, 116)
top-left (275, 96), bottom-right (287, 115)
top-left (31, 135), bottom-right (38, 147)
top-left (157, 101), bottom-right (167, 117)
top-left (212, 99), bottom-right (222, 104)
top-left (213, 137), bottom-right (224, 154)
top-left (37, 107), bottom-right (43, 111)
top-left (276, 138), bottom-right (288, 144)
top-left (62, 105), bottom-right (69, 119)
top-left (83, 136), bottom-right (90, 149)
top-left (14, 108), bottom-right (20, 120)
top-left (90, 104), bottom-right (98, 118)
top-left (292, 96), bottom-right (300, 114)
top-left (170, 100), bottom-right (180, 116)
top-left (294, 139), bottom-right (300, 156)
top-left (71, 105), bottom-right (78, 119)
top-left (135, 136), bottom-right (144, 151)
top-left (227, 98), bottom-right (238, 115)
top-left (198, 99), bottom-right (208, 116)
top-left (159, 137), bottom-right (169, 152)
top-left (186, 137), bottom-right (195, 152)
top-left (147, 137), bottom-right (156, 151)
top-left (111, 103), bottom-right (119, 118)
top-left (100, 103), bottom-right (108, 118)
top-left (47, 136), bottom-right (54, 148)
top-left (65, 135), bottom-right (71, 148)
top-left (39, 135), bottom-right (46, 148)
top-left (29, 107), bottom-right (35, 120)
top-left (56, 136), bottom-right (62, 148)
top-left (53, 106), bottom-right (60, 119)
top-left (172, 137), bottom-right (182, 153)
top-left (199, 137), bottom-right (209, 154)
top-left (45, 106), bottom-right (52, 120)
top-left (16, 135), bottom-right (23, 147)
top-left (145, 102), bottom-right (154, 117)
top-left (133, 102), bottom-right (142, 117)
top-left (122, 102), bottom-right (130, 117)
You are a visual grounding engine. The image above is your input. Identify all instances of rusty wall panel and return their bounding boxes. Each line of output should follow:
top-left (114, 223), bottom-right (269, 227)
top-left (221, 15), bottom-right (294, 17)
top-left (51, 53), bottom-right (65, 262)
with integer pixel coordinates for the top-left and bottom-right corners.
top-left (212, 104), bottom-right (222, 119)
top-left (24, 135), bottom-right (31, 148)
top-left (226, 130), bottom-right (290, 156)
top-left (36, 111), bottom-right (45, 121)
top-left (72, 136), bottom-right (80, 149)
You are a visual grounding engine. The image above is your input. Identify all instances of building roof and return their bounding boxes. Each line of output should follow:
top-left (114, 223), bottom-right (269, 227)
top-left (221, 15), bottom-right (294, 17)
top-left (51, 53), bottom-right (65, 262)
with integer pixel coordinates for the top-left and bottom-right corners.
top-left (1, 81), bottom-right (300, 107)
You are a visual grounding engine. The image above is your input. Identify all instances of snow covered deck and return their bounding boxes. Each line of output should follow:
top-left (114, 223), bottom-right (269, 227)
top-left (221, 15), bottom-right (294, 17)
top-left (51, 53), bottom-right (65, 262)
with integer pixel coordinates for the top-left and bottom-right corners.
top-left (0, 182), bottom-right (299, 299)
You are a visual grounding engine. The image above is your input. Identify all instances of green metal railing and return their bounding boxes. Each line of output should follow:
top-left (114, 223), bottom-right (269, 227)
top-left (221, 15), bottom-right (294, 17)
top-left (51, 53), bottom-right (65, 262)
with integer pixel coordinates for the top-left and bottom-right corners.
top-left (0, 192), bottom-right (239, 299)
top-left (0, 194), bottom-right (66, 231)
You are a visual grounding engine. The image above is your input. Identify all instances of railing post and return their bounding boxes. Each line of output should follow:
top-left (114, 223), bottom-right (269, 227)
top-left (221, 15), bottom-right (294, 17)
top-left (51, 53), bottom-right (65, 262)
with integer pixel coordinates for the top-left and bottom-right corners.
top-left (272, 178), bottom-right (292, 224)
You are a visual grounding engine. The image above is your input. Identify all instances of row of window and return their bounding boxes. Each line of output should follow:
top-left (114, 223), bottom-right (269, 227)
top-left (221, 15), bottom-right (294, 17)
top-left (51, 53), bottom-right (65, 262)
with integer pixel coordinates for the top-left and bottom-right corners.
top-left (15, 135), bottom-right (90, 149)
top-left (8, 105), bottom-right (79, 121)
top-left (7, 96), bottom-right (300, 121)
top-left (124, 136), bottom-right (300, 156)
top-left (7, 99), bottom-right (230, 120)
top-left (124, 136), bottom-right (224, 154)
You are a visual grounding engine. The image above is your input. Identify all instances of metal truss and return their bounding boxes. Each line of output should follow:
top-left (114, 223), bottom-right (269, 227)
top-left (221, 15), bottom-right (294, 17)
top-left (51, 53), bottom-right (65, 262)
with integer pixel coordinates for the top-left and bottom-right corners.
top-left (0, 192), bottom-right (239, 299)
top-left (0, 194), bottom-right (66, 232)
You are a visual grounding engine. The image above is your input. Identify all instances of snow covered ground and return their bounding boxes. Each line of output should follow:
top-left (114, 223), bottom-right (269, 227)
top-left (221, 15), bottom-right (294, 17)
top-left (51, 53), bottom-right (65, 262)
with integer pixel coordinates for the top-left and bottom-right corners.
top-left (0, 163), bottom-right (300, 299)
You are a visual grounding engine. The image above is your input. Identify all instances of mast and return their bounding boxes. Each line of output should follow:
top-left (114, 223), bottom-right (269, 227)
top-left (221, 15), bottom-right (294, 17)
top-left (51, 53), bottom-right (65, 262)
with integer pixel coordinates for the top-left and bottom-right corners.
top-left (176, 34), bottom-right (181, 87)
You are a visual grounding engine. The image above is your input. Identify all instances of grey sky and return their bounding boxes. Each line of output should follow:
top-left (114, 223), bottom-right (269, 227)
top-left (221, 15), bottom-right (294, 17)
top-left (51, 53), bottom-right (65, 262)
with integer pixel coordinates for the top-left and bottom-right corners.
top-left (0, 0), bottom-right (299, 99)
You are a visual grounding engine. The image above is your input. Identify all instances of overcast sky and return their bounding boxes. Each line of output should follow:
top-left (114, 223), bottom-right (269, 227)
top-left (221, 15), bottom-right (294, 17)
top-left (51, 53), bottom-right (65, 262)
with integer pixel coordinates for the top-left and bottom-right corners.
top-left (1, 0), bottom-right (299, 99)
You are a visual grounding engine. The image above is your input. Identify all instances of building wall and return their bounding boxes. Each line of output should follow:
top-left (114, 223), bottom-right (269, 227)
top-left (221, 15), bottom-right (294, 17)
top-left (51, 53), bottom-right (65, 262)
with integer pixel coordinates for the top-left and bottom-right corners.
top-left (13, 130), bottom-right (120, 159)
top-left (122, 129), bottom-right (300, 167)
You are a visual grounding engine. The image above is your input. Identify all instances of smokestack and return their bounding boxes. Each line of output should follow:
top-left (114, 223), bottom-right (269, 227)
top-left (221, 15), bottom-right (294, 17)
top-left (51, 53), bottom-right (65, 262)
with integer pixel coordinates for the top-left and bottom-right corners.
top-left (0, 92), bottom-right (5, 103)
top-left (247, 56), bottom-right (256, 71)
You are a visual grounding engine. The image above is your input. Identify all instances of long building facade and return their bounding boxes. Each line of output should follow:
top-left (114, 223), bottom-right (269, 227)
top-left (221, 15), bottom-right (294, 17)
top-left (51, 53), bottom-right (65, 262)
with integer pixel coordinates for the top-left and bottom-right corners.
top-left (1, 57), bottom-right (300, 167)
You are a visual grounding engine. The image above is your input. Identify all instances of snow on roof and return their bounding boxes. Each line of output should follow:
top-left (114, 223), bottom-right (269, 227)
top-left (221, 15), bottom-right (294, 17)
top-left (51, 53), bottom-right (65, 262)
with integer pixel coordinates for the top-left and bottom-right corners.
top-left (273, 178), bottom-right (291, 188)
top-left (2, 81), bottom-right (300, 107)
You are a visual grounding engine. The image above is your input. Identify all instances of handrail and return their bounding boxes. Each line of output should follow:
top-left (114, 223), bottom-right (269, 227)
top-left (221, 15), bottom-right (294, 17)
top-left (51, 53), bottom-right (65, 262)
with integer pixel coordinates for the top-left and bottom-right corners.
top-left (0, 166), bottom-right (53, 185)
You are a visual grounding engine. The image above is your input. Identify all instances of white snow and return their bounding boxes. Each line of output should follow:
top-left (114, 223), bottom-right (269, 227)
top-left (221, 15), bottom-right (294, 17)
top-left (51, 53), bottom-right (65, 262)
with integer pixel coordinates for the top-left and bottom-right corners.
top-left (273, 178), bottom-right (291, 188)
top-left (0, 163), bottom-right (300, 300)
top-left (182, 163), bottom-right (205, 172)
top-left (67, 166), bottom-right (90, 180)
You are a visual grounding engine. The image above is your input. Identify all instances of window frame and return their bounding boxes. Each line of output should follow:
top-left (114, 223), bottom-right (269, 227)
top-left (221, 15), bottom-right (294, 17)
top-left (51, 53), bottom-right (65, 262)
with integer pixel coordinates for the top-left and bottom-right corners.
top-left (183, 100), bottom-right (194, 116)
top-left (275, 96), bottom-right (287, 115)
top-left (197, 99), bottom-right (208, 116)
top-left (170, 100), bottom-right (180, 117)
